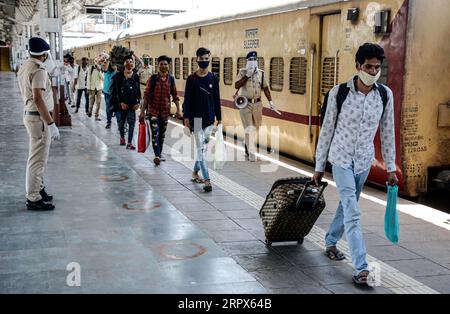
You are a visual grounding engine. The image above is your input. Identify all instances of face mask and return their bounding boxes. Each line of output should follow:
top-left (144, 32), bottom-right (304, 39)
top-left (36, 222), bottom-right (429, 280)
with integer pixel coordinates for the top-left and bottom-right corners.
top-left (247, 60), bottom-right (258, 69)
top-left (43, 52), bottom-right (58, 76)
top-left (359, 70), bottom-right (381, 86)
top-left (197, 60), bottom-right (209, 69)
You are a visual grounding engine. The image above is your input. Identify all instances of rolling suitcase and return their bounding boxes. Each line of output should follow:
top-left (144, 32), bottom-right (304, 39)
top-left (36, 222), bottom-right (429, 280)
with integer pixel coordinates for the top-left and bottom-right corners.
top-left (259, 177), bottom-right (328, 246)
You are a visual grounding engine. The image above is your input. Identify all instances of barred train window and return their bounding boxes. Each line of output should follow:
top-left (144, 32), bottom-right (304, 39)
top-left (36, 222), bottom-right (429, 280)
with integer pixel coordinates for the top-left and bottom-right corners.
top-left (270, 57), bottom-right (284, 92)
top-left (211, 57), bottom-right (220, 80)
top-left (321, 57), bottom-right (339, 95)
top-left (257, 57), bottom-right (265, 71)
top-left (237, 57), bottom-right (246, 74)
top-left (183, 57), bottom-right (189, 80)
top-left (379, 59), bottom-right (388, 85)
top-left (223, 58), bottom-right (233, 85)
top-left (191, 57), bottom-right (196, 73)
top-left (290, 57), bottom-right (307, 95)
top-left (154, 58), bottom-right (159, 73)
top-left (149, 59), bottom-right (153, 67)
top-left (174, 58), bottom-right (180, 79)
top-left (169, 60), bottom-right (173, 75)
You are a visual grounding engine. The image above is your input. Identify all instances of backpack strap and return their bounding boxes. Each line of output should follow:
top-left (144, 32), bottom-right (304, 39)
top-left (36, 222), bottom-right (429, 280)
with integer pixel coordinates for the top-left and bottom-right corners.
top-left (377, 84), bottom-right (388, 118)
top-left (149, 74), bottom-right (158, 96)
top-left (336, 83), bottom-right (351, 116)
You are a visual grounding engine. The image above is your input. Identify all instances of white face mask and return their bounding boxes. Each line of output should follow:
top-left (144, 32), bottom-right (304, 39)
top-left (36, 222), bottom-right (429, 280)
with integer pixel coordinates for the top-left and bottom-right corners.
top-left (247, 60), bottom-right (258, 69)
top-left (43, 52), bottom-right (58, 76)
top-left (359, 70), bottom-right (381, 86)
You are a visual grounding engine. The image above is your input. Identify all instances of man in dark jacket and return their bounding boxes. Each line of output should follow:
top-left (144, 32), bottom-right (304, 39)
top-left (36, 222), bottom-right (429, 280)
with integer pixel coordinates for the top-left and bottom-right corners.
top-left (183, 47), bottom-right (222, 192)
top-left (116, 55), bottom-right (141, 149)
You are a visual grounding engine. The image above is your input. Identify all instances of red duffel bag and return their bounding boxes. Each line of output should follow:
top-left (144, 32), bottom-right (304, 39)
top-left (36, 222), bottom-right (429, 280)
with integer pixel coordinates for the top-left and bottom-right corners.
top-left (138, 120), bottom-right (151, 153)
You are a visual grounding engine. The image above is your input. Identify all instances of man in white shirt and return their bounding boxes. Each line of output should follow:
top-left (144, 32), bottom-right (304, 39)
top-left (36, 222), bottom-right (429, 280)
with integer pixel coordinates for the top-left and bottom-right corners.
top-left (87, 54), bottom-right (105, 120)
top-left (313, 43), bottom-right (398, 286)
top-left (74, 57), bottom-right (89, 114)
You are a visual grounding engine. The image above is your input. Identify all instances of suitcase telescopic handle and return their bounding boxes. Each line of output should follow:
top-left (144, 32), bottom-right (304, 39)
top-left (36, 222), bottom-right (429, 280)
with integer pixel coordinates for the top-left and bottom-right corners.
top-left (294, 181), bottom-right (328, 210)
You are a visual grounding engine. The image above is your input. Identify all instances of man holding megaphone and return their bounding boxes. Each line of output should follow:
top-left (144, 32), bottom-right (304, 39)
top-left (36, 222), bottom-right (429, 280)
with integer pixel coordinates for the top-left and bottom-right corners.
top-left (235, 51), bottom-right (279, 161)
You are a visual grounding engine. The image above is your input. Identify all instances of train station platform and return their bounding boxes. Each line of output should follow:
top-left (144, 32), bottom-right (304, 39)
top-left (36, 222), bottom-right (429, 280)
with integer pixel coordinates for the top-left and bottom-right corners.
top-left (1, 71), bottom-right (450, 294)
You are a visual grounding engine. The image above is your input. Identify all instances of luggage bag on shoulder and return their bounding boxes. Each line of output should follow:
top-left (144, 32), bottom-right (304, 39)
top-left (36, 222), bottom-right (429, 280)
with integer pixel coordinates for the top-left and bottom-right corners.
top-left (259, 177), bottom-right (328, 246)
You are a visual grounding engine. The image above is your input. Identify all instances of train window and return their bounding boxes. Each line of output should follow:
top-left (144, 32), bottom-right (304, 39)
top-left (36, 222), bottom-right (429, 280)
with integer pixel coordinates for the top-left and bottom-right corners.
top-left (270, 57), bottom-right (284, 92)
top-left (211, 57), bottom-right (220, 80)
top-left (154, 58), bottom-right (159, 73)
top-left (257, 57), bottom-right (265, 71)
top-left (183, 57), bottom-right (189, 79)
top-left (379, 59), bottom-right (388, 85)
top-left (237, 57), bottom-right (246, 74)
top-left (179, 43), bottom-right (184, 55)
top-left (191, 57), bottom-right (196, 73)
top-left (290, 57), bottom-right (307, 95)
top-left (169, 59), bottom-right (174, 75)
top-left (175, 58), bottom-right (180, 79)
top-left (149, 58), bottom-right (153, 67)
top-left (223, 58), bottom-right (233, 85)
top-left (321, 57), bottom-right (339, 95)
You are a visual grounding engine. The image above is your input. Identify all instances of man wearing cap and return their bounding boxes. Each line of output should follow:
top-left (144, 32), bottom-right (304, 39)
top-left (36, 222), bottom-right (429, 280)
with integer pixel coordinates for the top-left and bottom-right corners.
top-left (235, 51), bottom-right (277, 161)
top-left (137, 54), bottom-right (153, 96)
top-left (17, 37), bottom-right (60, 211)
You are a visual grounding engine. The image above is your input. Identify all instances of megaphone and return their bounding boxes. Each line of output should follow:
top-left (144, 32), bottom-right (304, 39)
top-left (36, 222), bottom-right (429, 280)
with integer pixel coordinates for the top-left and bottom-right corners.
top-left (234, 95), bottom-right (248, 109)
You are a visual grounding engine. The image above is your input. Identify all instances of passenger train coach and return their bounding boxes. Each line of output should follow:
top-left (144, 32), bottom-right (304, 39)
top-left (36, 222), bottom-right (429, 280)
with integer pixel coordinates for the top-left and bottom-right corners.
top-left (71, 0), bottom-right (450, 198)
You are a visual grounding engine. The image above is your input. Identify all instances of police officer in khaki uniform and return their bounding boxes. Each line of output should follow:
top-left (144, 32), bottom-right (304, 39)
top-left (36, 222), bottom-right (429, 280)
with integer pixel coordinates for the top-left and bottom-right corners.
top-left (235, 51), bottom-right (278, 161)
top-left (137, 54), bottom-right (153, 96)
top-left (17, 37), bottom-right (60, 211)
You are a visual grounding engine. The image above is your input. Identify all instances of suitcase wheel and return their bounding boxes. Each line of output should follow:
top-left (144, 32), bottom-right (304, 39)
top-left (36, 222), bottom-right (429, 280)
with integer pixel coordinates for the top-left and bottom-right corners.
top-left (297, 238), bottom-right (304, 245)
top-left (265, 239), bottom-right (272, 246)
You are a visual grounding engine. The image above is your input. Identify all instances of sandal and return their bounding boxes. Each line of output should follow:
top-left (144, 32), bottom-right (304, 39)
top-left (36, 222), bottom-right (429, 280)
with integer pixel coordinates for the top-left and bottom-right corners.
top-left (352, 270), bottom-right (370, 285)
top-left (191, 177), bottom-right (204, 184)
top-left (325, 246), bottom-right (346, 261)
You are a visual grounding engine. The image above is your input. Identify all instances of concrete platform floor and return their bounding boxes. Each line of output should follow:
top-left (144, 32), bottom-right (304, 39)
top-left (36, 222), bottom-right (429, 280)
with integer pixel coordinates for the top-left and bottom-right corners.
top-left (1, 72), bottom-right (449, 294)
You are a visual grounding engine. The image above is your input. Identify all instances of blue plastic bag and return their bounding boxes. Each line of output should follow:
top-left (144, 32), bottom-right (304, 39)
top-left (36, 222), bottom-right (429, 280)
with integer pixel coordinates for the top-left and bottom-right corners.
top-left (384, 184), bottom-right (399, 244)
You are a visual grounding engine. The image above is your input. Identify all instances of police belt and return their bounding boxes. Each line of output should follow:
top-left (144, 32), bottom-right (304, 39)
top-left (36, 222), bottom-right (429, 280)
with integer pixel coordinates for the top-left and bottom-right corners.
top-left (24, 111), bottom-right (52, 116)
top-left (247, 98), bottom-right (261, 104)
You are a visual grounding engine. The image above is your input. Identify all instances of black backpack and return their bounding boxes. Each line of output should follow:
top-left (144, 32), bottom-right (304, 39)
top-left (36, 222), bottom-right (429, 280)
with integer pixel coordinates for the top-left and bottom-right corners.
top-left (320, 83), bottom-right (388, 127)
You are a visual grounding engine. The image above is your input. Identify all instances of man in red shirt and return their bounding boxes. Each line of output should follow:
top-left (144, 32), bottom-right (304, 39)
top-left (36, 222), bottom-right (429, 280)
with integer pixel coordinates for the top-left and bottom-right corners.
top-left (140, 55), bottom-right (181, 165)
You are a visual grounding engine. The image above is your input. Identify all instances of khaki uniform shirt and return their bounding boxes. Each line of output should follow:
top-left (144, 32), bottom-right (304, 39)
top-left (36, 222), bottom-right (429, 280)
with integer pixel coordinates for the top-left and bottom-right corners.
top-left (18, 58), bottom-right (54, 112)
top-left (235, 68), bottom-right (268, 100)
top-left (139, 66), bottom-right (153, 89)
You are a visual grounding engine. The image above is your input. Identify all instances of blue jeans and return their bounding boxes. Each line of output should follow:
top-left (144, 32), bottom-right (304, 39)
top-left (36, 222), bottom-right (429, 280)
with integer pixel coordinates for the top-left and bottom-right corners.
top-left (119, 109), bottom-right (136, 144)
top-left (193, 125), bottom-right (214, 181)
top-left (149, 115), bottom-right (168, 158)
top-left (76, 89), bottom-right (89, 112)
top-left (103, 92), bottom-right (113, 124)
top-left (325, 163), bottom-right (370, 275)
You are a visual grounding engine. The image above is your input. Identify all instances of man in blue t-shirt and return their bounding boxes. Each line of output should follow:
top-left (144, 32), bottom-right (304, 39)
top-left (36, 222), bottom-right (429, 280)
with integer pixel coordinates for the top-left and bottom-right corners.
top-left (183, 47), bottom-right (222, 192)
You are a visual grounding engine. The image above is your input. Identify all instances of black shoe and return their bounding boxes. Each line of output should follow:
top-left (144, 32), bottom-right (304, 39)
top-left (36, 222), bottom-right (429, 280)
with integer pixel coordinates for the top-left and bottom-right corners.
top-left (71, 105), bottom-right (76, 108)
top-left (87, 113), bottom-right (92, 118)
top-left (74, 108), bottom-right (79, 113)
top-left (27, 199), bottom-right (55, 211)
top-left (95, 117), bottom-right (101, 121)
top-left (40, 188), bottom-right (53, 202)
top-left (105, 123), bottom-right (111, 129)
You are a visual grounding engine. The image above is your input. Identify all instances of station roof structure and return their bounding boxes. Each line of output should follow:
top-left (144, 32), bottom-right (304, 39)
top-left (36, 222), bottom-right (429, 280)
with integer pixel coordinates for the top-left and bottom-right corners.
top-left (0, 0), bottom-right (122, 43)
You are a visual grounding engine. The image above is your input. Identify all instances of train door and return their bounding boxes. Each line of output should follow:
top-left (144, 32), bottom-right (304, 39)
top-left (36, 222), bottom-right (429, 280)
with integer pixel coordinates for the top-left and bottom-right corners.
top-left (0, 47), bottom-right (11, 72)
top-left (319, 13), bottom-right (342, 112)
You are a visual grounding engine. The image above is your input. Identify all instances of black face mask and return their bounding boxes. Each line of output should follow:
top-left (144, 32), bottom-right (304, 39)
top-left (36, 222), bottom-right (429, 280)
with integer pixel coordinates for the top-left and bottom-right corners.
top-left (197, 60), bottom-right (209, 69)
